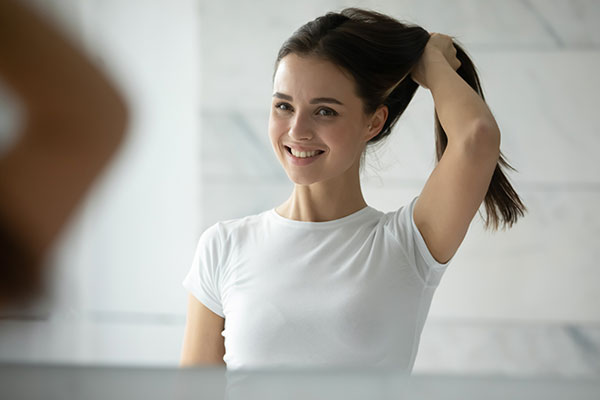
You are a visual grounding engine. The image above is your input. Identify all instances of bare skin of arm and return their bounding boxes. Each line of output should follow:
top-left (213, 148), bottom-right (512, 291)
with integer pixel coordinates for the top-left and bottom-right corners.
top-left (0, 0), bottom-right (128, 267)
top-left (180, 294), bottom-right (226, 367)
top-left (411, 33), bottom-right (501, 264)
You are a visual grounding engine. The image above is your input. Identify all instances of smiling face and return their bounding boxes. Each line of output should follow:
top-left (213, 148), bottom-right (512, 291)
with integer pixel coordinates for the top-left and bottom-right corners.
top-left (269, 54), bottom-right (377, 186)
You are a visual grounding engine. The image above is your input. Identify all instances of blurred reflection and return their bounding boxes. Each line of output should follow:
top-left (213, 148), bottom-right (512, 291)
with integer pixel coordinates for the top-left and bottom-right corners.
top-left (0, 0), bottom-right (128, 308)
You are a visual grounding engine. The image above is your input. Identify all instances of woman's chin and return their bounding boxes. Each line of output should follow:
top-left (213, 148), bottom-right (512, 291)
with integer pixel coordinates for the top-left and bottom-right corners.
top-left (286, 172), bottom-right (321, 186)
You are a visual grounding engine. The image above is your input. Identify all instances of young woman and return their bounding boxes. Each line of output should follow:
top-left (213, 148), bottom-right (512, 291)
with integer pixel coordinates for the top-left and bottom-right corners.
top-left (181, 8), bottom-right (525, 371)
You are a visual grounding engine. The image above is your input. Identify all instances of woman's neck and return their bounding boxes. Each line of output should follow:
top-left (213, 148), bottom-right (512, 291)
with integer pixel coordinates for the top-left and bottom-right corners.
top-left (275, 172), bottom-right (368, 222)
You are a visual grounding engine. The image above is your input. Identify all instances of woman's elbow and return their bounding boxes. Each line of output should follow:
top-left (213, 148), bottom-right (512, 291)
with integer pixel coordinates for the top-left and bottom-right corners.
top-left (463, 119), bottom-right (501, 162)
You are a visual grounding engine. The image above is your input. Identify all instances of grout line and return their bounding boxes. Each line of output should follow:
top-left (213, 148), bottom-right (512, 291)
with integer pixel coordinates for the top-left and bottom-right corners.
top-left (0, 312), bottom-right (187, 325)
top-left (3, 312), bottom-right (599, 329)
top-left (1, 312), bottom-right (187, 325)
top-left (427, 317), bottom-right (600, 328)
top-left (0, 314), bottom-right (49, 322)
top-left (87, 311), bottom-right (186, 325)
top-left (506, 181), bottom-right (600, 193)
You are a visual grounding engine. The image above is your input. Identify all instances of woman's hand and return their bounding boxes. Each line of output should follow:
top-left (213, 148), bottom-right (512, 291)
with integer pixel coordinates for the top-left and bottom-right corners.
top-left (411, 33), bottom-right (461, 89)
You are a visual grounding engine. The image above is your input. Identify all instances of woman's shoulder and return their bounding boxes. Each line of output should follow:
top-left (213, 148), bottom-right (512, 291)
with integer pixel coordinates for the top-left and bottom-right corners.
top-left (203, 208), bottom-right (272, 238)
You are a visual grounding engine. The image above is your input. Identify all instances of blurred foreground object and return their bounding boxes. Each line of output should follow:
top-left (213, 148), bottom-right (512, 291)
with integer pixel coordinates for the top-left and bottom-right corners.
top-left (0, 0), bottom-right (128, 308)
top-left (1, 363), bottom-right (599, 400)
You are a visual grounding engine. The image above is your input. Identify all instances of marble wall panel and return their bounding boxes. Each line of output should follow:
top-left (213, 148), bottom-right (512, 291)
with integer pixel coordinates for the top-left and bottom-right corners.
top-left (0, 318), bottom-right (183, 366)
top-left (199, 0), bottom-right (568, 110)
top-left (529, 0), bottom-right (600, 48)
top-left (414, 319), bottom-right (600, 377)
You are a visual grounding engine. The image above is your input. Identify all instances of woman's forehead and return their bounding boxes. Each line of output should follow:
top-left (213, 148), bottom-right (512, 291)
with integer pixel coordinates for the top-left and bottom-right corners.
top-left (273, 54), bottom-right (358, 102)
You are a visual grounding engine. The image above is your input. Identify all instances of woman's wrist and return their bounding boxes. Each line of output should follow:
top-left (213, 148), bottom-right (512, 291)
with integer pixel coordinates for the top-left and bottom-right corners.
top-left (425, 58), bottom-right (459, 93)
top-left (412, 48), bottom-right (454, 89)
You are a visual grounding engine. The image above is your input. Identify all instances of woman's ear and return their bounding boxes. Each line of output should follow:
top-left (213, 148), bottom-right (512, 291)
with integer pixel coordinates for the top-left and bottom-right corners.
top-left (366, 105), bottom-right (388, 141)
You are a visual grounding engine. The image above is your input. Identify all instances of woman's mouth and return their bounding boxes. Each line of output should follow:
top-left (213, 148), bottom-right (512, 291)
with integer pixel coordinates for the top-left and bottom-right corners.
top-left (285, 146), bottom-right (325, 158)
top-left (284, 146), bottom-right (325, 166)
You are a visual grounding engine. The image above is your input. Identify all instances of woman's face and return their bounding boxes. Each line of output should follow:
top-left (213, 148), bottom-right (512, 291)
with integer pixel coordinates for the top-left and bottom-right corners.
top-left (269, 54), bottom-right (376, 186)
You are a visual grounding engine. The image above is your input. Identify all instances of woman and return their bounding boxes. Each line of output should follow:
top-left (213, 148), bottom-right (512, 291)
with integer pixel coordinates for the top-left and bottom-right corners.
top-left (181, 8), bottom-right (525, 371)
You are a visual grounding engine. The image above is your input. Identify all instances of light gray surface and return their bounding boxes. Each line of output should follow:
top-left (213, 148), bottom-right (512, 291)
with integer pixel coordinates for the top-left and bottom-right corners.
top-left (1, 363), bottom-right (599, 400)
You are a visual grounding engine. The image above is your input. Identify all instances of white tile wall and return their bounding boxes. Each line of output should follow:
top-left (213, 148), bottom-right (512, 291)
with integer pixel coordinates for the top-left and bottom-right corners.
top-left (414, 319), bottom-right (600, 377)
top-left (529, 0), bottom-right (600, 48)
top-left (1, 0), bottom-right (599, 375)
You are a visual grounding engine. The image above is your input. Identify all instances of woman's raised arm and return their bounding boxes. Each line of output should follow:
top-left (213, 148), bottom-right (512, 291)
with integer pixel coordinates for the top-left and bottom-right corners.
top-left (411, 34), bottom-right (501, 264)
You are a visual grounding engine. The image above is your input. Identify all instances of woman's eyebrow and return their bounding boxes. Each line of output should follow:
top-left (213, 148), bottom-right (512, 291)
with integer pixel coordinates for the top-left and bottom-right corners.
top-left (273, 92), bottom-right (293, 101)
top-left (272, 92), bottom-right (344, 105)
top-left (310, 97), bottom-right (344, 105)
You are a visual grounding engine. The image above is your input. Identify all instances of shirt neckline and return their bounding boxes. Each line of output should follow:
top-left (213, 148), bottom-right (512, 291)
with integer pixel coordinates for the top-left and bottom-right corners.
top-left (268, 205), bottom-right (376, 229)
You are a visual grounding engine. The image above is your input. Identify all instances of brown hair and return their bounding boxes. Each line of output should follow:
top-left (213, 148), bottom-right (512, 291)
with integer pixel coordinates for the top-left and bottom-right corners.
top-left (275, 7), bottom-right (525, 230)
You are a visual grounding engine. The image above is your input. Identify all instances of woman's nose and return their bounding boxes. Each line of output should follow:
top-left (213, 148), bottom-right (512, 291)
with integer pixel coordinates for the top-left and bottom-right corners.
top-left (288, 112), bottom-right (313, 140)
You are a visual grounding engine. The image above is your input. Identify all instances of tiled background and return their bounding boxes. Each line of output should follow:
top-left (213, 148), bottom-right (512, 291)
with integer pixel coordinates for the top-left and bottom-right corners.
top-left (0, 0), bottom-right (599, 378)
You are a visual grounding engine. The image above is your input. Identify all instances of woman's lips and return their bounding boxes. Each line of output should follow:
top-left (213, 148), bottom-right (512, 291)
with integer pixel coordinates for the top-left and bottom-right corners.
top-left (285, 143), bottom-right (324, 150)
top-left (284, 145), bottom-right (325, 166)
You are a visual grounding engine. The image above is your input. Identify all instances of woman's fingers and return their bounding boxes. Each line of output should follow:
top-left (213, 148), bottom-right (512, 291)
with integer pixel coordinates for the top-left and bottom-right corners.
top-left (429, 32), bottom-right (461, 71)
top-left (453, 58), bottom-right (462, 71)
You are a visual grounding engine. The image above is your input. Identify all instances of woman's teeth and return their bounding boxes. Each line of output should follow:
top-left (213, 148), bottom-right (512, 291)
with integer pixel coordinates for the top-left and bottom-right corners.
top-left (290, 148), bottom-right (323, 158)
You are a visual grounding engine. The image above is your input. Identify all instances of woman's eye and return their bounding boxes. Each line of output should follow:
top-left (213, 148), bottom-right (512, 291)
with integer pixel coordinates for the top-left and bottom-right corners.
top-left (275, 102), bottom-right (292, 112)
top-left (317, 108), bottom-right (337, 117)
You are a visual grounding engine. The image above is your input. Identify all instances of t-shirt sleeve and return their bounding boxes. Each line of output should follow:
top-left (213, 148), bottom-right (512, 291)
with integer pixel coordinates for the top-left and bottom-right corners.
top-left (382, 196), bottom-right (451, 287)
top-left (182, 223), bottom-right (225, 318)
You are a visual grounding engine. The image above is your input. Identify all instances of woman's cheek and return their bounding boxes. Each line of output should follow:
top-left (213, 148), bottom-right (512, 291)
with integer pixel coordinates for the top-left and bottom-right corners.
top-left (267, 116), bottom-right (278, 137)
top-left (268, 119), bottom-right (286, 150)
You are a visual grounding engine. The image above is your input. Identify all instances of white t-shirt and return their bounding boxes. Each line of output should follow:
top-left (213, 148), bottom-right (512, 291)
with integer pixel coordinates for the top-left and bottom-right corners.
top-left (182, 196), bottom-right (450, 371)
